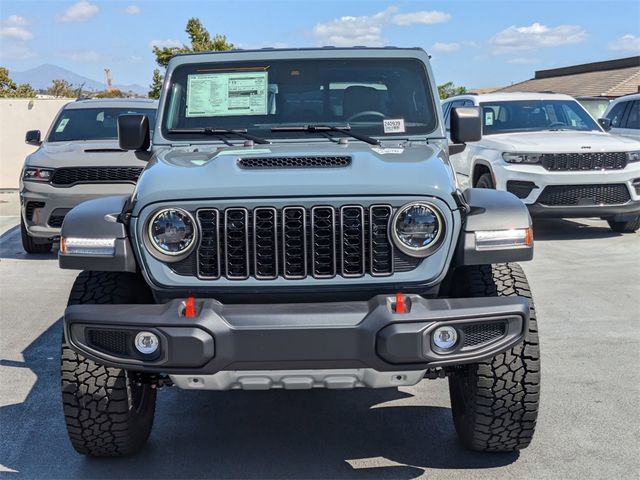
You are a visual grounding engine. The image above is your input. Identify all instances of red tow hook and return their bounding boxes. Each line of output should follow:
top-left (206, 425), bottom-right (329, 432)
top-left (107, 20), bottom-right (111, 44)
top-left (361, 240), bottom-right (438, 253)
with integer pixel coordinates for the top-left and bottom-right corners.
top-left (184, 296), bottom-right (196, 318)
top-left (395, 292), bottom-right (407, 314)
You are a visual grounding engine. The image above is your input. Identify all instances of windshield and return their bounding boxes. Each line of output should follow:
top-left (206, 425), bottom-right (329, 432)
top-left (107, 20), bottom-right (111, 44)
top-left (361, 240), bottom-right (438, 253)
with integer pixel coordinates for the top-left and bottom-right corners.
top-left (161, 58), bottom-right (437, 141)
top-left (479, 100), bottom-right (600, 135)
top-left (48, 107), bottom-right (157, 142)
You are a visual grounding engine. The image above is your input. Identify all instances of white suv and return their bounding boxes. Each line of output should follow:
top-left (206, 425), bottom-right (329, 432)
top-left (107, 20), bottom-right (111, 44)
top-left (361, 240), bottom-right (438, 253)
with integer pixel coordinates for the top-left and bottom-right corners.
top-left (443, 92), bottom-right (640, 233)
top-left (599, 93), bottom-right (639, 141)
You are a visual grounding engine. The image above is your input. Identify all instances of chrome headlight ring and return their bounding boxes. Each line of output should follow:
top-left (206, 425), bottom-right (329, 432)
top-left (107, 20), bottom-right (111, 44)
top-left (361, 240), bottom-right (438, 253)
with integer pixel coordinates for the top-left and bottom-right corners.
top-left (145, 207), bottom-right (198, 262)
top-left (390, 202), bottom-right (445, 258)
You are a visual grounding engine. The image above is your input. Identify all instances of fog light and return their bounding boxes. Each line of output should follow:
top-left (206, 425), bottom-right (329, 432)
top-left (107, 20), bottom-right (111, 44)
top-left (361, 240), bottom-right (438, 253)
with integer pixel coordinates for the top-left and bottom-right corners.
top-left (433, 326), bottom-right (458, 350)
top-left (134, 331), bottom-right (159, 355)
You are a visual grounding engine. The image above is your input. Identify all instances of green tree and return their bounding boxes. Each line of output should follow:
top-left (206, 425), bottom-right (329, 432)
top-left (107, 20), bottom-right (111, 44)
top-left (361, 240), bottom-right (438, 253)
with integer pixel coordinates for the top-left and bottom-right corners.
top-left (149, 18), bottom-right (234, 98)
top-left (95, 88), bottom-right (127, 98)
top-left (47, 79), bottom-right (76, 98)
top-left (0, 67), bottom-right (36, 98)
top-left (148, 68), bottom-right (163, 100)
top-left (438, 81), bottom-right (467, 100)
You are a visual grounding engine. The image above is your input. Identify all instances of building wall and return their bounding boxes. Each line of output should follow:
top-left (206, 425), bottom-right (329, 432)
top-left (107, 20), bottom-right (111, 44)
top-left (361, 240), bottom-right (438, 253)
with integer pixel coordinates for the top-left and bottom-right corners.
top-left (0, 98), bottom-right (71, 189)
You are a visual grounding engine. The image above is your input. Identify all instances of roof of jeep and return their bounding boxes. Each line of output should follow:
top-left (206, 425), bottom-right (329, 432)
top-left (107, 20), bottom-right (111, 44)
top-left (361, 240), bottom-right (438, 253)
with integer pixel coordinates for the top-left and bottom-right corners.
top-left (443, 92), bottom-right (577, 103)
top-left (167, 46), bottom-right (430, 67)
top-left (63, 98), bottom-right (158, 110)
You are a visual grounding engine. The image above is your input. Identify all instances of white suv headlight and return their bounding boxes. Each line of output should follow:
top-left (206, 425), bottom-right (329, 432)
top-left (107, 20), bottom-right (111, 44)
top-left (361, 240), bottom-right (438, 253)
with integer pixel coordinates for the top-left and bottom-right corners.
top-left (627, 151), bottom-right (640, 163)
top-left (502, 153), bottom-right (543, 164)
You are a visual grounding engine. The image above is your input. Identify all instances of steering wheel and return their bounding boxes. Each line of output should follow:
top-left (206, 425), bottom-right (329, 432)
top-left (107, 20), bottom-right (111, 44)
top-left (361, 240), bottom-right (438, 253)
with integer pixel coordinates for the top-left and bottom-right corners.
top-left (346, 111), bottom-right (386, 122)
top-left (547, 121), bottom-right (568, 128)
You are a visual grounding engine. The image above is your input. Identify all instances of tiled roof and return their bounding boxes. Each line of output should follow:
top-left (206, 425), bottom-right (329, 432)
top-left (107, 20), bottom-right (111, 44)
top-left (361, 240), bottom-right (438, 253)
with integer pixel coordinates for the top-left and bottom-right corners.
top-left (499, 60), bottom-right (640, 98)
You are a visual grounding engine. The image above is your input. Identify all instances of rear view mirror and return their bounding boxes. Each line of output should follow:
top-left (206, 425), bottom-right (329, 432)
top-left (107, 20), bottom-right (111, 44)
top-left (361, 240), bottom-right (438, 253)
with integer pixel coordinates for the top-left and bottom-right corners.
top-left (450, 107), bottom-right (482, 144)
top-left (118, 114), bottom-right (150, 151)
top-left (598, 118), bottom-right (612, 131)
top-left (25, 130), bottom-right (41, 146)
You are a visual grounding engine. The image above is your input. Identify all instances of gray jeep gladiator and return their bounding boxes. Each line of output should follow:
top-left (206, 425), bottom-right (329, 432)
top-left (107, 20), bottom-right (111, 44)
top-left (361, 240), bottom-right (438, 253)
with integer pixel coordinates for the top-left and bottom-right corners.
top-left (59, 47), bottom-right (540, 456)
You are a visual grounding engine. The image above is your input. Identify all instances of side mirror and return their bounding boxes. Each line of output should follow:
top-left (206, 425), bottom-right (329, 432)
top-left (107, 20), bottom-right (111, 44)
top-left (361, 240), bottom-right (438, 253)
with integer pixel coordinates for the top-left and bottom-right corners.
top-left (118, 114), bottom-right (150, 151)
top-left (450, 107), bottom-right (482, 144)
top-left (25, 130), bottom-right (41, 146)
top-left (598, 118), bottom-right (612, 131)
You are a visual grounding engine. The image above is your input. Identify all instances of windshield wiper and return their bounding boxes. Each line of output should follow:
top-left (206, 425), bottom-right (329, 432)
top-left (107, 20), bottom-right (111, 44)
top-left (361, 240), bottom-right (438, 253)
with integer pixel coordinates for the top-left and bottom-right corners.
top-left (271, 124), bottom-right (380, 146)
top-left (168, 127), bottom-right (270, 144)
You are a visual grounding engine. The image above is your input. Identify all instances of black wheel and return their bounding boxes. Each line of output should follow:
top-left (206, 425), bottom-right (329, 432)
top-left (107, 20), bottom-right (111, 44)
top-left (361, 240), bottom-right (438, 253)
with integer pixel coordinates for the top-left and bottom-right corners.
top-left (61, 271), bottom-right (156, 457)
top-left (606, 217), bottom-right (640, 233)
top-left (20, 217), bottom-right (52, 254)
top-left (475, 172), bottom-right (494, 189)
top-left (448, 263), bottom-right (540, 452)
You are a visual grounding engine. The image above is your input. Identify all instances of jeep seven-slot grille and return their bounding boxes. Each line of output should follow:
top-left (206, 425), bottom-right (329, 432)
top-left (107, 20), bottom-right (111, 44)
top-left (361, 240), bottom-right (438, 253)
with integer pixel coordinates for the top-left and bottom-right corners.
top-left (195, 205), bottom-right (396, 280)
top-left (50, 167), bottom-right (143, 186)
top-left (238, 156), bottom-right (351, 169)
top-left (537, 184), bottom-right (631, 206)
top-left (541, 152), bottom-right (627, 171)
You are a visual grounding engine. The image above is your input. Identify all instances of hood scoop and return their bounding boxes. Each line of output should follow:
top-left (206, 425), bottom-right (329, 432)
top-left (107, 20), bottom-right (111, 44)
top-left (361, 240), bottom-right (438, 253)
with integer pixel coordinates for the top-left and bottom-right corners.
top-left (84, 148), bottom-right (126, 153)
top-left (237, 156), bottom-right (351, 170)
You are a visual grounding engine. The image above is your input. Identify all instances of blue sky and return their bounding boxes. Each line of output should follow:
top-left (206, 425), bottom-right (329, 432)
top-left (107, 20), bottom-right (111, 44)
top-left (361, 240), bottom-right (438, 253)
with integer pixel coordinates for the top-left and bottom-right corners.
top-left (0, 0), bottom-right (638, 90)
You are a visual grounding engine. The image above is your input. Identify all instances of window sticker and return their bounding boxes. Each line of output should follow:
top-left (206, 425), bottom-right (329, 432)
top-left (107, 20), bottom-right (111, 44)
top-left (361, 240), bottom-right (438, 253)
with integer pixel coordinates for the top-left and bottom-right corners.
top-left (484, 110), bottom-right (494, 126)
top-left (186, 71), bottom-right (268, 117)
top-left (56, 118), bottom-right (70, 132)
top-left (383, 118), bottom-right (405, 134)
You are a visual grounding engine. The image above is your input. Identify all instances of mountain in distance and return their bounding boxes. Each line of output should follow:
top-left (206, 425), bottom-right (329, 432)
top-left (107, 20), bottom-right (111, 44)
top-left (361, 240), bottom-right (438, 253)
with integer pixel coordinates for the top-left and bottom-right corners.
top-left (10, 64), bottom-right (148, 96)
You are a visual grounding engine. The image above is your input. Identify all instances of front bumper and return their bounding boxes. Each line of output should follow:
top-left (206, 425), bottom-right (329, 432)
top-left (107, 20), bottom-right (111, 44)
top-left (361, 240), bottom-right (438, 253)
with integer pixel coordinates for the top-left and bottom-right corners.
top-left (20, 181), bottom-right (135, 238)
top-left (528, 200), bottom-right (640, 219)
top-left (64, 294), bottom-right (529, 375)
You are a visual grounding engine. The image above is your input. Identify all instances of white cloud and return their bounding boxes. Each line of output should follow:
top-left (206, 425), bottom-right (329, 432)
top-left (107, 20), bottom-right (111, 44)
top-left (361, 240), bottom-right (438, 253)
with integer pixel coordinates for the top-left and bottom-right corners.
top-left (0, 25), bottom-right (33, 40)
top-left (59, 50), bottom-right (100, 62)
top-left (149, 39), bottom-right (182, 49)
top-left (58, 1), bottom-right (99, 23)
top-left (508, 57), bottom-right (541, 64)
top-left (124, 5), bottom-right (141, 15)
top-left (490, 22), bottom-right (587, 54)
top-left (391, 11), bottom-right (450, 26)
top-left (1, 15), bottom-right (32, 40)
top-left (431, 42), bottom-right (460, 53)
top-left (4, 15), bottom-right (29, 26)
top-left (608, 34), bottom-right (640, 52)
top-left (312, 6), bottom-right (452, 47)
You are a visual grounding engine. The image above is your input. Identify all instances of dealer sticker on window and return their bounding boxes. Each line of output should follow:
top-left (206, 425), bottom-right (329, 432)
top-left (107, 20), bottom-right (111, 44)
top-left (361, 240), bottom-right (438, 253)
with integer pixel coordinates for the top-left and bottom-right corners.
top-left (383, 118), bottom-right (405, 134)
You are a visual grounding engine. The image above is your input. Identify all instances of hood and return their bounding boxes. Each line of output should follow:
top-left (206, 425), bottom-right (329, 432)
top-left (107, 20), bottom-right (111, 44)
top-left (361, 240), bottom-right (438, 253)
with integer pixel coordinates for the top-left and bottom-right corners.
top-left (25, 139), bottom-right (147, 168)
top-left (478, 130), bottom-right (640, 153)
top-left (132, 142), bottom-right (455, 213)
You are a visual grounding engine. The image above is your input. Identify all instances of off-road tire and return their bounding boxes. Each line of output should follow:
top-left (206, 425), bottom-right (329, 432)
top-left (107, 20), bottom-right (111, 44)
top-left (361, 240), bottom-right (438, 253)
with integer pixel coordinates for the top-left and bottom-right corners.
top-left (607, 217), bottom-right (640, 233)
top-left (20, 217), bottom-right (52, 254)
top-left (61, 271), bottom-right (156, 456)
top-left (448, 263), bottom-right (540, 452)
top-left (475, 172), bottom-right (495, 189)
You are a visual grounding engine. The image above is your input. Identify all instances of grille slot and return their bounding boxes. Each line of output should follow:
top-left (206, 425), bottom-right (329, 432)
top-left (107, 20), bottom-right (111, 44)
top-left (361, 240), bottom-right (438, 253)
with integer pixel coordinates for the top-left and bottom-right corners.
top-left (87, 329), bottom-right (131, 356)
top-left (541, 152), bottom-right (627, 171)
top-left (253, 207), bottom-right (278, 279)
top-left (183, 204), bottom-right (413, 280)
top-left (224, 208), bottom-right (250, 279)
top-left (341, 206), bottom-right (366, 277)
top-left (462, 322), bottom-right (507, 347)
top-left (25, 201), bottom-right (45, 221)
top-left (282, 207), bottom-right (307, 279)
top-left (50, 167), bottom-right (143, 186)
top-left (238, 156), bottom-right (351, 169)
top-left (311, 206), bottom-right (336, 278)
top-left (537, 184), bottom-right (630, 206)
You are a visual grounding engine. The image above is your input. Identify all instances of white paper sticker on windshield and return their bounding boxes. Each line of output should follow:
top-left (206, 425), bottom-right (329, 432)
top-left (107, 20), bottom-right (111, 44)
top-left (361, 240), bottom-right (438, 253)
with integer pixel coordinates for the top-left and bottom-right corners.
top-left (484, 110), bottom-right (494, 126)
top-left (383, 118), bottom-right (405, 134)
top-left (186, 71), bottom-right (268, 117)
top-left (56, 118), bottom-right (69, 132)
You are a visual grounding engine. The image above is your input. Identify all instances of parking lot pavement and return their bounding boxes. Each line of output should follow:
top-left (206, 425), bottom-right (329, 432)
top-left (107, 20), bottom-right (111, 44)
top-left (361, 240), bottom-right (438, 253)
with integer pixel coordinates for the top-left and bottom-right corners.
top-left (0, 190), bottom-right (638, 480)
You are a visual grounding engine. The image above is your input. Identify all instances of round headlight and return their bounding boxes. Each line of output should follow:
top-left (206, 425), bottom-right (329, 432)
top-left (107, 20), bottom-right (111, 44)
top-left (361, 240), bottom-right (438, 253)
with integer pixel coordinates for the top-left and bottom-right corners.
top-left (147, 208), bottom-right (197, 258)
top-left (391, 202), bottom-right (444, 257)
